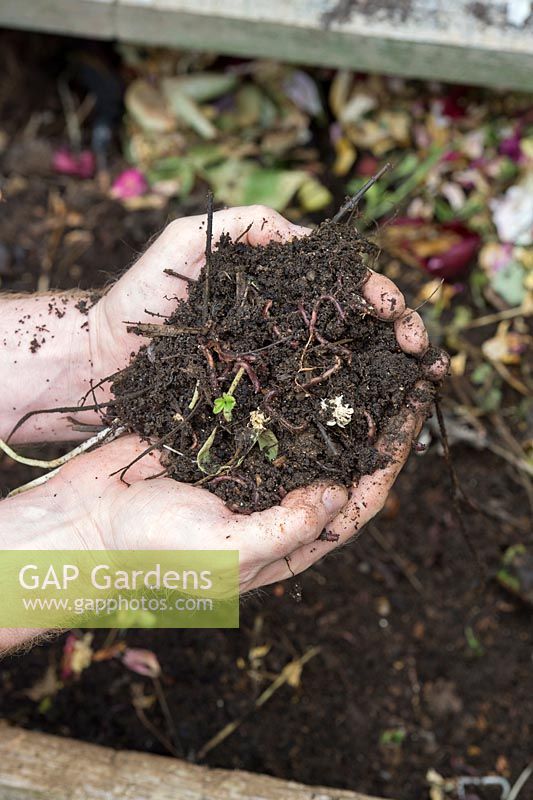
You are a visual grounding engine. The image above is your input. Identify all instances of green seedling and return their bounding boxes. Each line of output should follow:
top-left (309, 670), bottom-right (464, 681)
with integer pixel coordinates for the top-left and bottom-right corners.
top-left (213, 366), bottom-right (245, 422)
top-left (213, 393), bottom-right (236, 422)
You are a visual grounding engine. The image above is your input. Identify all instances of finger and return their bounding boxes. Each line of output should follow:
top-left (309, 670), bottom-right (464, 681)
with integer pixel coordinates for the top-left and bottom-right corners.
top-left (361, 271), bottom-right (406, 320)
top-left (394, 308), bottom-right (429, 356)
top-left (195, 205), bottom-right (309, 252)
top-left (244, 382), bottom-right (436, 591)
top-left (421, 346), bottom-right (450, 382)
top-left (323, 380), bottom-right (435, 544)
top-left (233, 482), bottom-right (348, 563)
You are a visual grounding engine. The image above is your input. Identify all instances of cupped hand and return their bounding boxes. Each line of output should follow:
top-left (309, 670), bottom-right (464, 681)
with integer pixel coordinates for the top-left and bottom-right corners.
top-left (49, 435), bottom-right (348, 593)
top-left (90, 205), bottom-right (449, 382)
top-left (83, 205), bottom-right (448, 586)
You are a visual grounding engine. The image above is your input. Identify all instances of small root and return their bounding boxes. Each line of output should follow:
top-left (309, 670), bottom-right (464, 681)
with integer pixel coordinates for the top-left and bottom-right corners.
top-left (7, 402), bottom-right (111, 443)
top-left (163, 268), bottom-right (198, 284)
top-left (297, 355), bottom-right (342, 391)
top-left (315, 420), bottom-right (340, 457)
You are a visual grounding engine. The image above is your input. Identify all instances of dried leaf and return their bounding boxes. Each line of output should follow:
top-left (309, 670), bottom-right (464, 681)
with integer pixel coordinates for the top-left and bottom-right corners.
top-left (24, 665), bottom-right (62, 702)
top-left (123, 648), bottom-right (161, 679)
top-left (197, 427), bottom-right (218, 473)
top-left (125, 80), bottom-right (176, 133)
top-left (257, 428), bottom-right (279, 461)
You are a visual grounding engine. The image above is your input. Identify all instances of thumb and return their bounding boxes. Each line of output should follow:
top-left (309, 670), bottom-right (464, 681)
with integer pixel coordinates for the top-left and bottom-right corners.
top-left (235, 482), bottom-right (348, 563)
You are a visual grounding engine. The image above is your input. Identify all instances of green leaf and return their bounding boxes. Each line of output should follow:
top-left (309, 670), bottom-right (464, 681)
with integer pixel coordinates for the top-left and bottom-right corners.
top-left (162, 73), bottom-right (237, 103)
top-left (213, 394), bottom-right (236, 423)
top-left (160, 83), bottom-right (216, 139)
top-left (379, 728), bottom-right (406, 746)
top-left (257, 429), bottom-right (279, 461)
top-left (205, 159), bottom-right (307, 211)
top-left (471, 363), bottom-right (493, 385)
top-left (197, 427), bottom-right (218, 474)
top-left (491, 260), bottom-right (526, 306)
top-left (147, 157), bottom-right (195, 198)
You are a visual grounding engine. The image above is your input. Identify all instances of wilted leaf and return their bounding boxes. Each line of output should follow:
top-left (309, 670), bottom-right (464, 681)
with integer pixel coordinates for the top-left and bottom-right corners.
top-left (206, 159), bottom-right (307, 211)
top-left (123, 648), bottom-right (161, 679)
top-left (125, 80), bottom-right (176, 133)
top-left (147, 156), bottom-right (195, 198)
top-left (61, 633), bottom-right (93, 680)
top-left (257, 428), bottom-right (279, 461)
top-left (283, 70), bottom-right (323, 116)
top-left (491, 259), bottom-right (526, 305)
top-left (161, 83), bottom-right (216, 139)
top-left (298, 177), bottom-right (332, 212)
top-left (197, 427), bottom-right (218, 473)
top-left (24, 665), bottom-right (62, 702)
top-left (482, 321), bottom-right (529, 365)
top-left (162, 73), bottom-right (237, 103)
top-left (333, 136), bottom-right (357, 177)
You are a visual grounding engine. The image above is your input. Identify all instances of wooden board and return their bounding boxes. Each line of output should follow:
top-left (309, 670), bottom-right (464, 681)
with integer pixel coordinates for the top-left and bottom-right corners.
top-left (2, 0), bottom-right (533, 90)
top-left (0, 724), bottom-right (386, 800)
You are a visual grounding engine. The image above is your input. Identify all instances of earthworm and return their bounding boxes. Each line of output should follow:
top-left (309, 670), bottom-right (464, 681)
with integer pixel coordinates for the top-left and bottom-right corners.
top-left (363, 410), bottom-right (377, 443)
top-left (263, 389), bottom-right (308, 433)
top-left (298, 355), bottom-right (342, 390)
top-left (235, 360), bottom-right (261, 393)
top-left (199, 344), bottom-right (220, 393)
top-left (261, 299), bottom-right (273, 318)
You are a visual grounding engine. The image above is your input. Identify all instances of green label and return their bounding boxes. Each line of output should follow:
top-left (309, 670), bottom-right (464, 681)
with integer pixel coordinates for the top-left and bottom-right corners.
top-left (0, 551), bottom-right (239, 629)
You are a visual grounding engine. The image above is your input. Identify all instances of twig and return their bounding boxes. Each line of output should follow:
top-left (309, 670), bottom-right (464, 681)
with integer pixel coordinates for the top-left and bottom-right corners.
top-left (163, 268), bottom-right (198, 284)
top-left (125, 322), bottom-right (204, 337)
top-left (368, 525), bottom-right (425, 596)
top-left (315, 420), bottom-right (340, 457)
top-left (435, 399), bottom-right (486, 582)
top-left (333, 162), bottom-right (392, 223)
top-left (196, 647), bottom-right (321, 760)
top-left (508, 762), bottom-right (533, 800)
top-left (154, 677), bottom-right (183, 758)
top-left (131, 686), bottom-right (181, 759)
top-left (462, 306), bottom-right (533, 330)
top-left (203, 191), bottom-right (214, 323)
top-left (7, 402), bottom-right (111, 443)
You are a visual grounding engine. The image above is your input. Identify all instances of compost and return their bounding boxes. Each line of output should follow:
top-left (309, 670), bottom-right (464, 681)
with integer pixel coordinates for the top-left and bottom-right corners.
top-left (108, 222), bottom-right (430, 510)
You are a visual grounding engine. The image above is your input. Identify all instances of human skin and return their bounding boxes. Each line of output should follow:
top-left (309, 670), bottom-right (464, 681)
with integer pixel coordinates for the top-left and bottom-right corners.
top-left (0, 206), bottom-right (448, 653)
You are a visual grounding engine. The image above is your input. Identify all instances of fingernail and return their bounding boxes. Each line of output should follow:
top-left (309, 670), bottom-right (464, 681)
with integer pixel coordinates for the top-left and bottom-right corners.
top-left (322, 485), bottom-right (348, 516)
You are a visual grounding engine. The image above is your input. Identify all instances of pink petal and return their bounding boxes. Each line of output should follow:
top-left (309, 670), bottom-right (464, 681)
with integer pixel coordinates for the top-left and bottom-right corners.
top-left (52, 148), bottom-right (95, 179)
top-left (111, 168), bottom-right (148, 200)
top-left (122, 648), bottom-right (161, 678)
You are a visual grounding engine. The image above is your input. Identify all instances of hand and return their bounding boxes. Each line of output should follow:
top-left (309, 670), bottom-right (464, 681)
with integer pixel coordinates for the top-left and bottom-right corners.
top-left (43, 435), bottom-right (349, 593)
top-left (83, 205), bottom-right (447, 585)
top-left (90, 205), bottom-right (448, 382)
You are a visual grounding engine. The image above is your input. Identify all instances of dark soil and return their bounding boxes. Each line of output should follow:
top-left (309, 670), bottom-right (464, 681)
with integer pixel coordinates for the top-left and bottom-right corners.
top-left (109, 223), bottom-right (428, 510)
top-left (1, 449), bottom-right (531, 800)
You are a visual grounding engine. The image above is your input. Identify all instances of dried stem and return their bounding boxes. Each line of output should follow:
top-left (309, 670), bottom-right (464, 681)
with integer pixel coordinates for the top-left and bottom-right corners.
top-left (333, 162), bottom-right (392, 223)
top-left (203, 191), bottom-right (214, 323)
